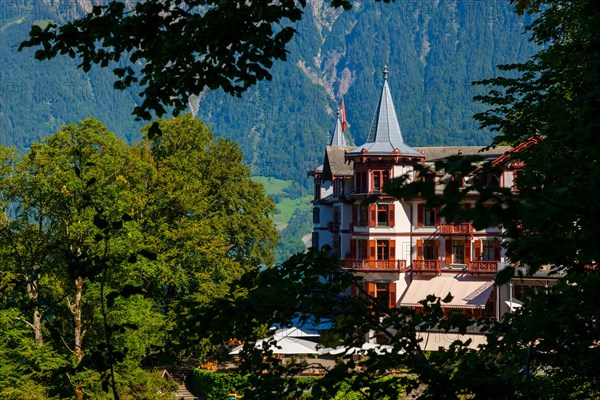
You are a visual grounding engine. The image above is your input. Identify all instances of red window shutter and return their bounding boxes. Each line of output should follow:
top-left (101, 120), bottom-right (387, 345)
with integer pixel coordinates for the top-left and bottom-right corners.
top-left (417, 204), bottom-right (424, 226)
top-left (494, 239), bottom-right (501, 261)
top-left (350, 239), bottom-right (356, 259)
top-left (474, 240), bottom-right (482, 260)
top-left (445, 240), bottom-right (452, 264)
top-left (416, 239), bottom-right (423, 260)
top-left (369, 240), bottom-right (376, 260)
top-left (464, 240), bottom-right (471, 264)
top-left (367, 282), bottom-right (376, 298)
top-left (435, 208), bottom-right (441, 226)
top-left (388, 204), bottom-right (395, 227)
top-left (369, 204), bottom-right (377, 227)
top-left (389, 240), bottom-right (396, 260)
top-left (434, 239), bottom-right (440, 259)
top-left (388, 282), bottom-right (396, 309)
top-left (351, 283), bottom-right (358, 296)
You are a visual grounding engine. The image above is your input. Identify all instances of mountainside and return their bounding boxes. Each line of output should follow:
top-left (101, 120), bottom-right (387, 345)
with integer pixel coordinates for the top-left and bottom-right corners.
top-left (0, 0), bottom-right (537, 260)
top-left (1, 1), bottom-right (535, 178)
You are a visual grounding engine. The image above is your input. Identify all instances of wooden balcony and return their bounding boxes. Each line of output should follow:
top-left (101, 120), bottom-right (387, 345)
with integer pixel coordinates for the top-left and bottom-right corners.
top-left (468, 261), bottom-right (498, 273)
top-left (439, 223), bottom-right (473, 235)
top-left (411, 259), bottom-right (442, 273)
top-left (343, 259), bottom-right (408, 272)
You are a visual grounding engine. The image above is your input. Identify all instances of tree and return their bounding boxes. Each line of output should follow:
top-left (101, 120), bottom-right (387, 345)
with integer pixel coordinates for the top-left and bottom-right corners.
top-left (0, 119), bottom-right (163, 399)
top-left (196, 1), bottom-right (600, 399)
top-left (0, 115), bottom-right (278, 398)
top-left (140, 115), bottom-right (278, 354)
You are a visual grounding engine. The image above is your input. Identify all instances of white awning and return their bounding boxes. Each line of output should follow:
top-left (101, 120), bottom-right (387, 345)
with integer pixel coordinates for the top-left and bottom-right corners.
top-left (321, 342), bottom-right (401, 356)
top-left (272, 327), bottom-right (320, 339)
top-left (505, 299), bottom-right (523, 311)
top-left (230, 337), bottom-right (318, 355)
top-left (416, 332), bottom-right (487, 351)
top-left (400, 273), bottom-right (494, 309)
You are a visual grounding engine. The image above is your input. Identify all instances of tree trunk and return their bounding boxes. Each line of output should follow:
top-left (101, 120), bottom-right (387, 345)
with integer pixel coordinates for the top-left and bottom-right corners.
top-left (73, 275), bottom-right (84, 400)
top-left (26, 279), bottom-right (43, 348)
top-left (33, 307), bottom-right (43, 348)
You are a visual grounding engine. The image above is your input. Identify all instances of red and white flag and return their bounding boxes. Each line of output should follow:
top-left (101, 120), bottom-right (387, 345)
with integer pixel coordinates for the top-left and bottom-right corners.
top-left (340, 99), bottom-right (347, 132)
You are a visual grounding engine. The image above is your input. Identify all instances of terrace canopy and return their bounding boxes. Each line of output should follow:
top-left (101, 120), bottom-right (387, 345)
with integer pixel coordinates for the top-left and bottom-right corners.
top-left (229, 337), bottom-right (319, 355)
top-left (400, 273), bottom-right (494, 309)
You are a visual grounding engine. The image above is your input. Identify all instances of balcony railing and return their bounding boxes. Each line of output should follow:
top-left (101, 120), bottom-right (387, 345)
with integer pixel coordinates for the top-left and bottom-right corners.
top-left (411, 259), bottom-right (442, 273)
top-left (468, 261), bottom-right (498, 273)
top-left (343, 259), bottom-right (408, 272)
top-left (439, 223), bottom-right (473, 235)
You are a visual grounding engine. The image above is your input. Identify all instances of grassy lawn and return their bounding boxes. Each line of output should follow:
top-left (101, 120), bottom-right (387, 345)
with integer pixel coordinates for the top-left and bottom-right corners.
top-left (252, 176), bottom-right (291, 195)
top-left (253, 176), bottom-right (312, 230)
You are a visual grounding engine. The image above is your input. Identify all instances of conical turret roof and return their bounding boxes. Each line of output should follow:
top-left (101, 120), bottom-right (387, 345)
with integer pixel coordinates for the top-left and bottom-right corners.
top-left (330, 109), bottom-right (348, 147)
top-left (351, 67), bottom-right (420, 156)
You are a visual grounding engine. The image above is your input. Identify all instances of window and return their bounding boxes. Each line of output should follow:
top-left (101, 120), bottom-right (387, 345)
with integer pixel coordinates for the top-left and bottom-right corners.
top-left (424, 208), bottom-right (436, 226)
top-left (359, 204), bottom-right (368, 226)
top-left (312, 232), bottom-right (319, 250)
top-left (333, 206), bottom-right (340, 224)
top-left (314, 182), bottom-right (321, 200)
top-left (334, 179), bottom-right (343, 196)
top-left (355, 171), bottom-right (368, 193)
top-left (357, 281), bottom-right (396, 309)
top-left (372, 170), bottom-right (390, 192)
top-left (423, 240), bottom-right (438, 260)
top-left (513, 170), bottom-right (520, 192)
top-left (482, 239), bottom-right (500, 261)
top-left (417, 204), bottom-right (439, 227)
top-left (480, 173), bottom-right (500, 188)
top-left (312, 207), bottom-right (320, 224)
top-left (332, 235), bottom-right (340, 257)
top-left (377, 240), bottom-right (390, 260)
top-left (377, 204), bottom-right (389, 226)
top-left (453, 240), bottom-right (465, 264)
top-left (376, 282), bottom-right (390, 305)
top-left (357, 240), bottom-right (367, 260)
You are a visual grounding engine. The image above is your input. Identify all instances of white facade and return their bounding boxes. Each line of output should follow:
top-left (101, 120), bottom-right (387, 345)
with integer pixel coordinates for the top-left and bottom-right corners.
top-left (309, 70), bottom-right (520, 319)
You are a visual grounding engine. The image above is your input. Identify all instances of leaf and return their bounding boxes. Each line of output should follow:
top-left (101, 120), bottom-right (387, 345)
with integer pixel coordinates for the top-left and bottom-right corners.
top-left (138, 249), bottom-right (157, 261)
top-left (93, 214), bottom-right (110, 230)
top-left (147, 122), bottom-right (162, 139)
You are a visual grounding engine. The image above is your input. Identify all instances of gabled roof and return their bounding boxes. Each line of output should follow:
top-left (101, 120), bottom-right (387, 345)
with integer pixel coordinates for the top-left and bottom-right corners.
top-left (322, 146), bottom-right (355, 181)
top-left (350, 67), bottom-right (420, 157)
top-left (490, 136), bottom-right (542, 168)
top-left (415, 146), bottom-right (512, 162)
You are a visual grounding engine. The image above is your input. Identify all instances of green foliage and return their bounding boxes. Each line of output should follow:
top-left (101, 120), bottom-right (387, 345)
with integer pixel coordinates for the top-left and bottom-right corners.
top-left (1, 1), bottom-right (537, 187)
top-left (196, 248), bottom-right (455, 399)
top-left (193, 370), bottom-right (252, 400)
top-left (0, 309), bottom-right (68, 399)
top-left (19, 0), bottom-right (316, 120)
top-left (275, 209), bottom-right (312, 263)
top-left (192, 369), bottom-right (401, 400)
top-left (196, 2), bottom-right (600, 398)
top-left (0, 115), bottom-right (277, 398)
top-left (251, 176), bottom-right (311, 261)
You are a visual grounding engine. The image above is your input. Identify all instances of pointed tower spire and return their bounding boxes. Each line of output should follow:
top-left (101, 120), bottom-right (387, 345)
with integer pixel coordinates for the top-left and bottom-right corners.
top-left (352, 66), bottom-right (419, 155)
top-left (330, 108), bottom-right (348, 147)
